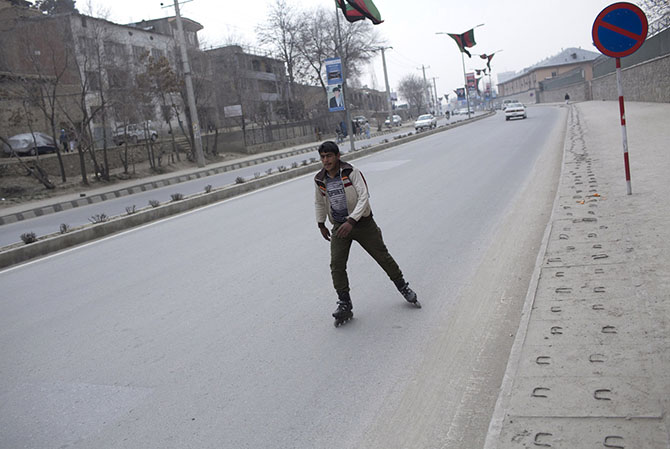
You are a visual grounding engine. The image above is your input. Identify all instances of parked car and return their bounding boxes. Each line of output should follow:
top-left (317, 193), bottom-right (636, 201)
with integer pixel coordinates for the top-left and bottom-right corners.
top-left (2, 132), bottom-right (57, 156)
top-left (384, 114), bottom-right (402, 127)
top-left (414, 114), bottom-right (437, 131)
top-left (112, 122), bottom-right (158, 145)
top-left (504, 102), bottom-right (527, 121)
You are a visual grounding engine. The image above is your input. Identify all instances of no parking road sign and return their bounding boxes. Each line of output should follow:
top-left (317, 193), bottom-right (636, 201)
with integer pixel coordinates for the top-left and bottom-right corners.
top-left (592, 2), bottom-right (648, 196)
top-left (592, 2), bottom-right (648, 58)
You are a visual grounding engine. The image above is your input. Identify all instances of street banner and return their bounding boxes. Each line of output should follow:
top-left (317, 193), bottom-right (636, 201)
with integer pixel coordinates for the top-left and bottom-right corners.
top-left (466, 72), bottom-right (476, 89)
top-left (325, 57), bottom-right (343, 86)
top-left (455, 88), bottom-right (465, 100)
top-left (328, 84), bottom-right (345, 112)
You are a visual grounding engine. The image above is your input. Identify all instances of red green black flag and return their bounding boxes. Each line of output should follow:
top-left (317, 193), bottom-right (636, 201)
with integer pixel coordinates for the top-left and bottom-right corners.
top-left (480, 53), bottom-right (495, 70)
top-left (448, 29), bottom-right (476, 57)
top-left (337, 0), bottom-right (383, 25)
top-left (336, 0), bottom-right (365, 22)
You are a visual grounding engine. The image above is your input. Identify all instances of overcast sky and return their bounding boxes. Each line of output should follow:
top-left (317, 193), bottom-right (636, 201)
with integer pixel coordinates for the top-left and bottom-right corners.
top-left (88, 0), bottom-right (625, 97)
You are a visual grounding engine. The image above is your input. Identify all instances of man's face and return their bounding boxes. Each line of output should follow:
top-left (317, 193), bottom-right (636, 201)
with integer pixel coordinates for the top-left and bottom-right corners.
top-left (320, 151), bottom-right (340, 172)
top-left (333, 90), bottom-right (341, 98)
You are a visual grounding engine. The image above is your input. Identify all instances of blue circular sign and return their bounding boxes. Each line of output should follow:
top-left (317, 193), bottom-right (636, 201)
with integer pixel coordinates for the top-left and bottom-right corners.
top-left (592, 2), bottom-right (648, 58)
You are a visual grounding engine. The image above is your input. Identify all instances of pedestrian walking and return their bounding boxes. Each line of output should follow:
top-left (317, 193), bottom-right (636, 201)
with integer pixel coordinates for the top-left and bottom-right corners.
top-left (59, 129), bottom-right (68, 153)
top-left (364, 121), bottom-right (370, 139)
top-left (564, 92), bottom-right (570, 104)
top-left (314, 141), bottom-right (420, 326)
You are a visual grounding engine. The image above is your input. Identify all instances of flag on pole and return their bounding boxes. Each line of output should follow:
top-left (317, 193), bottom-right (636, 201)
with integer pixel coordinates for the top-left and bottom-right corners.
top-left (337, 0), bottom-right (383, 25)
top-left (479, 53), bottom-right (494, 70)
top-left (448, 29), bottom-right (476, 57)
top-left (336, 0), bottom-right (365, 22)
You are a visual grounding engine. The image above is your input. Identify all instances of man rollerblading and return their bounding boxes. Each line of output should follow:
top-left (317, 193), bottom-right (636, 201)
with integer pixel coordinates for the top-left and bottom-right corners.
top-left (314, 141), bottom-right (420, 325)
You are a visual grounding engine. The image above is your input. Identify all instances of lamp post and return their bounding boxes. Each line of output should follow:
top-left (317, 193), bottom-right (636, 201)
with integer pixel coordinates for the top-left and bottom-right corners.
top-left (437, 23), bottom-right (484, 119)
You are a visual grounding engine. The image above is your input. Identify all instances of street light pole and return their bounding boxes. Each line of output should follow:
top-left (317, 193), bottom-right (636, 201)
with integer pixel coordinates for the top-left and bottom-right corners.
top-left (437, 23), bottom-right (484, 120)
top-left (418, 65), bottom-right (431, 114)
top-left (335, 5), bottom-right (355, 153)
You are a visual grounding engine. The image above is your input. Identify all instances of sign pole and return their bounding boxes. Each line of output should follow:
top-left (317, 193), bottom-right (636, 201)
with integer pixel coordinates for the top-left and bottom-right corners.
top-left (592, 2), bottom-right (647, 195)
top-left (616, 57), bottom-right (632, 195)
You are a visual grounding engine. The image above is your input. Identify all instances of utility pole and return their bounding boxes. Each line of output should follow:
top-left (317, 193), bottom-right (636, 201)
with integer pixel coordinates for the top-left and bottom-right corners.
top-left (379, 46), bottom-right (393, 119)
top-left (431, 77), bottom-right (439, 115)
top-left (164, 0), bottom-right (205, 167)
top-left (418, 65), bottom-right (431, 114)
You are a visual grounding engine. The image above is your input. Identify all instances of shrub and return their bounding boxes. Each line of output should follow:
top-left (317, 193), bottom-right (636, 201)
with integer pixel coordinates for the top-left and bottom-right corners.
top-left (291, 162), bottom-right (299, 169)
top-left (265, 168), bottom-right (273, 175)
top-left (21, 232), bottom-right (37, 244)
top-left (170, 193), bottom-right (184, 201)
top-left (125, 205), bottom-right (137, 215)
top-left (254, 172), bottom-right (261, 179)
top-left (89, 214), bottom-right (108, 224)
top-left (149, 199), bottom-right (160, 208)
top-left (277, 165), bottom-right (288, 172)
top-left (59, 224), bottom-right (70, 234)
top-left (235, 176), bottom-right (245, 184)
top-left (204, 184), bottom-right (212, 193)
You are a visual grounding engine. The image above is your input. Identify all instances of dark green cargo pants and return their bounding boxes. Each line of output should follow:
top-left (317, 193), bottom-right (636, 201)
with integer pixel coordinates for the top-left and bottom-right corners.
top-left (330, 217), bottom-right (404, 293)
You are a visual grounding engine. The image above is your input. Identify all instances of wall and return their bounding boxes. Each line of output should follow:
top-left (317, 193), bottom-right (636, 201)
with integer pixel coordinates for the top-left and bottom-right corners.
top-left (591, 54), bottom-right (670, 102)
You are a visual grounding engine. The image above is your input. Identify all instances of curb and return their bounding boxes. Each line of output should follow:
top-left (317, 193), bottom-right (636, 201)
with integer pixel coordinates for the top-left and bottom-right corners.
top-left (0, 112), bottom-right (494, 270)
top-left (482, 106), bottom-right (571, 449)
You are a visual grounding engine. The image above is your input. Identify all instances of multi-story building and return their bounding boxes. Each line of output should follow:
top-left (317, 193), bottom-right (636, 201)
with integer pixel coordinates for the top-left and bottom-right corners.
top-left (206, 44), bottom-right (288, 126)
top-left (497, 48), bottom-right (600, 103)
top-left (0, 0), bottom-right (208, 145)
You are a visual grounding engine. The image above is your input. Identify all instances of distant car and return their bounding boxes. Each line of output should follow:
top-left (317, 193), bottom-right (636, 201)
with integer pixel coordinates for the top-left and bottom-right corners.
top-left (504, 102), bottom-right (527, 121)
top-left (384, 114), bottom-right (402, 127)
top-left (414, 114), bottom-right (437, 131)
top-left (2, 132), bottom-right (57, 156)
top-left (502, 99), bottom-right (520, 110)
top-left (352, 115), bottom-right (367, 125)
top-left (113, 122), bottom-right (158, 145)
top-left (454, 108), bottom-right (473, 116)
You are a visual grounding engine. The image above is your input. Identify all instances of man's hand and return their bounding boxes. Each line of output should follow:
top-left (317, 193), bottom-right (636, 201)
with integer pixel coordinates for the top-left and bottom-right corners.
top-left (319, 226), bottom-right (331, 241)
top-left (335, 222), bottom-right (353, 239)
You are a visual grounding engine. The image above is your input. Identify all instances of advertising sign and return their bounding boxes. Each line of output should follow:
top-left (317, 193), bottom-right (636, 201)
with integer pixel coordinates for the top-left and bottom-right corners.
top-left (466, 72), bottom-right (476, 89)
top-left (325, 58), bottom-right (343, 85)
top-left (325, 58), bottom-right (345, 111)
top-left (328, 84), bottom-right (345, 112)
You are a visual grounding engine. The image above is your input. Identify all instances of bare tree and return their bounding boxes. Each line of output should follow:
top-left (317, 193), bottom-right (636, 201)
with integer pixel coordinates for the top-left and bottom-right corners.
top-left (18, 19), bottom-right (74, 183)
top-left (398, 74), bottom-right (429, 116)
top-left (297, 5), bottom-right (385, 91)
top-left (256, 0), bottom-right (302, 118)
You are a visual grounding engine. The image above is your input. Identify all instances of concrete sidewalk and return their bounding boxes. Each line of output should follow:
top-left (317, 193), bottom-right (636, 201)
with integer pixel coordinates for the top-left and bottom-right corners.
top-left (486, 101), bottom-right (670, 448)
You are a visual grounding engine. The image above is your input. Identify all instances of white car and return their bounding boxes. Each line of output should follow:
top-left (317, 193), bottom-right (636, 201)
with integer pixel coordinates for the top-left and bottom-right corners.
top-left (384, 114), bottom-right (402, 127)
top-left (113, 122), bottom-right (158, 145)
top-left (414, 114), bottom-right (437, 131)
top-left (504, 102), bottom-right (527, 121)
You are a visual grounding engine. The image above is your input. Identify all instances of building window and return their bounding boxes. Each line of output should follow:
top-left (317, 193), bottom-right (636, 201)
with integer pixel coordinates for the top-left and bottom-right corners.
top-left (107, 69), bottom-right (128, 89)
top-left (151, 48), bottom-right (165, 60)
top-left (85, 71), bottom-right (101, 91)
top-left (133, 45), bottom-right (147, 62)
top-left (252, 60), bottom-right (261, 71)
top-left (104, 41), bottom-right (126, 59)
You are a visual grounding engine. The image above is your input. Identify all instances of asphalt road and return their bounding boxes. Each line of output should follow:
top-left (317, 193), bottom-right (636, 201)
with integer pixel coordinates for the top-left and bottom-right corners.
top-left (0, 107), bottom-right (566, 448)
top-left (0, 115), bottom-right (467, 248)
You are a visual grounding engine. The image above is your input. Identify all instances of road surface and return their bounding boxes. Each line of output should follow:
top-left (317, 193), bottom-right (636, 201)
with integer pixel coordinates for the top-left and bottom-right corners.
top-left (0, 107), bottom-right (566, 448)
